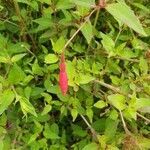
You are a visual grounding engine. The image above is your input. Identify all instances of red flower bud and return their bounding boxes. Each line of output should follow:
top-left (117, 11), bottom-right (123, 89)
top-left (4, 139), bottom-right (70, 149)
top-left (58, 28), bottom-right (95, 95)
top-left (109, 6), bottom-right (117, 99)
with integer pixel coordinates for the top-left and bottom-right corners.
top-left (59, 53), bottom-right (68, 95)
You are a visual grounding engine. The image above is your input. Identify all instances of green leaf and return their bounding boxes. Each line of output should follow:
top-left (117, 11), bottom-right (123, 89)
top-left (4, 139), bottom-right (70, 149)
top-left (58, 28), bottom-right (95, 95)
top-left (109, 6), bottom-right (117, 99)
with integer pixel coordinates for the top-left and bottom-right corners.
top-left (72, 124), bottom-right (87, 137)
top-left (81, 21), bottom-right (93, 44)
top-left (82, 143), bottom-right (99, 150)
top-left (0, 89), bottom-right (15, 115)
top-left (71, 0), bottom-right (95, 8)
top-left (77, 73), bottom-right (95, 84)
top-left (43, 123), bottom-right (60, 140)
top-left (41, 105), bottom-right (52, 116)
top-left (108, 94), bottom-right (126, 110)
top-left (71, 108), bottom-right (78, 122)
top-left (136, 98), bottom-right (150, 113)
top-left (139, 57), bottom-right (148, 75)
top-left (32, 60), bottom-right (43, 76)
top-left (94, 100), bottom-right (107, 109)
top-left (106, 2), bottom-right (147, 36)
top-left (132, 3), bottom-right (150, 14)
top-left (105, 118), bottom-right (119, 140)
top-left (11, 53), bottom-right (26, 62)
top-left (86, 108), bottom-right (93, 123)
top-left (136, 98), bottom-right (150, 109)
top-left (28, 133), bottom-right (39, 144)
top-left (8, 64), bottom-right (26, 84)
top-left (19, 97), bottom-right (37, 117)
top-left (101, 32), bottom-right (115, 56)
top-left (56, 0), bottom-right (74, 10)
top-left (44, 54), bottom-right (58, 64)
top-left (0, 56), bottom-right (9, 64)
top-left (51, 36), bottom-right (65, 53)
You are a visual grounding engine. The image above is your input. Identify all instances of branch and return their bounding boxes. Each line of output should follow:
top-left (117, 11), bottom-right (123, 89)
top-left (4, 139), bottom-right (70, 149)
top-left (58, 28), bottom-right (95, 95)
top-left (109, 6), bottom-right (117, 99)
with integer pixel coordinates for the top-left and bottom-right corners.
top-left (119, 110), bottom-right (131, 134)
top-left (94, 80), bottom-right (121, 93)
top-left (137, 112), bottom-right (150, 124)
top-left (62, 8), bottom-right (96, 52)
top-left (80, 115), bottom-right (98, 142)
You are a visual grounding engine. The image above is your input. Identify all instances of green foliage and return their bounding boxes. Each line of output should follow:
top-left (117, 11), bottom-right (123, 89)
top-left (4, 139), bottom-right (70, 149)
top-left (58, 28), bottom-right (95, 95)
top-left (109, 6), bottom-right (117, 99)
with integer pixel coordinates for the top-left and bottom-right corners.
top-left (0, 0), bottom-right (149, 149)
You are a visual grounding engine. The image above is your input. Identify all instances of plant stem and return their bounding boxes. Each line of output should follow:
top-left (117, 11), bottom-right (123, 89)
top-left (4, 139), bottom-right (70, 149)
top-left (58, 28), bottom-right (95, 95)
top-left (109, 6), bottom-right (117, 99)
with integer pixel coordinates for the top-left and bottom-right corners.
top-left (94, 80), bottom-right (121, 93)
top-left (13, 0), bottom-right (37, 50)
top-left (137, 112), bottom-right (150, 124)
top-left (80, 114), bottom-right (98, 142)
top-left (114, 28), bottom-right (122, 44)
top-left (62, 9), bottom-right (96, 52)
top-left (119, 110), bottom-right (130, 134)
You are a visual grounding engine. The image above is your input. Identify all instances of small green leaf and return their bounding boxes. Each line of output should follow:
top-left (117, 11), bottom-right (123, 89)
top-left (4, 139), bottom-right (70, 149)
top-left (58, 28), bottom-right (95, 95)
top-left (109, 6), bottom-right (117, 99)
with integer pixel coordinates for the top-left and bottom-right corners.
top-left (108, 94), bottom-right (126, 110)
top-left (19, 97), bottom-right (37, 117)
top-left (71, 108), bottom-right (78, 122)
top-left (0, 89), bottom-right (15, 115)
top-left (136, 98), bottom-right (150, 113)
top-left (28, 133), bottom-right (39, 144)
top-left (81, 21), bottom-right (93, 44)
top-left (51, 36), bottom-right (65, 53)
top-left (94, 100), bottom-right (107, 109)
top-left (32, 60), bottom-right (43, 76)
top-left (139, 57), bottom-right (148, 75)
top-left (43, 123), bottom-right (60, 140)
top-left (8, 64), bottom-right (26, 84)
top-left (11, 53), bottom-right (26, 62)
top-left (44, 54), bottom-right (58, 64)
top-left (86, 108), bottom-right (93, 123)
top-left (82, 143), bottom-right (99, 150)
top-left (71, 0), bottom-right (95, 8)
top-left (41, 105), bottom-right (52, 116)
top-left (106, 2), bottom-right (147, 36)
top-left (101, 32), bottom-right (115, 56)
top-left (105, 118), bottom-right (119, 140)
top-left (77, 73), bottom-right (95, 84)
top-left (56, 0), bottom-right (74, 10)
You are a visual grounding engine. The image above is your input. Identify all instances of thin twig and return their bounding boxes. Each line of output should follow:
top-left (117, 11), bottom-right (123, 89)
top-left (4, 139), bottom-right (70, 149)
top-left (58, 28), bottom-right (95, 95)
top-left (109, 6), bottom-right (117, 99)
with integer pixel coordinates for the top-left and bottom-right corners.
top-left (119, 110), bottom-right (130, 134)
top-left (94, 80), bottom-right (121, 93)
top-left (62, 9), bottom-right (97, 52)
top-left (137, 112), bottom-right (150, 124)
top-left (80, 115), bottom-right (98, 141)
top-left (0, 18), bottom-right (18, 27)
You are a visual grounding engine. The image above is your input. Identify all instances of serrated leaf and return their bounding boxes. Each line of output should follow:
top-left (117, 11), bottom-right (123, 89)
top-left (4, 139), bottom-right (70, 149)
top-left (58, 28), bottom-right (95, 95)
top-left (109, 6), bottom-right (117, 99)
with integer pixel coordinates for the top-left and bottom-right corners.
top-left (43, 123), bottom-right (60, 139)
top-left (41, 105), bottom-right (52, 116)
top-left (81, 21), bottom-right (93, 44)
top-left (108, 94), bottom-right (126, 110)
top-left (19, 97), bottom-right (37, 117)
top-left (11, 53), bottom-right (26, 62)
top-left (44, 54), bottom-right (58, 64)
top-left (101, 32), bottom-right (115, 56)
top-left (8, 64), bottom-right (26, 84)
top-left (106, 2), bottom-right (147, 36)
top-left (0, 89), bottom-right (15, 115)
top-left (77, 73), bottom-right (95, 84)
top-left (71, 108), bottom-right (78, 122)
top-left (51, 36), bottom-right (65, 53)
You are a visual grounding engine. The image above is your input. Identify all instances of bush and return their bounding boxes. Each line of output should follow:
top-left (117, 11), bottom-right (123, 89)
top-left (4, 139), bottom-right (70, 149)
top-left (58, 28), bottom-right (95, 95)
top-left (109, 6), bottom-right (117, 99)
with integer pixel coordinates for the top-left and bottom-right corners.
top-left (0, 0), bottom-right (150, 149)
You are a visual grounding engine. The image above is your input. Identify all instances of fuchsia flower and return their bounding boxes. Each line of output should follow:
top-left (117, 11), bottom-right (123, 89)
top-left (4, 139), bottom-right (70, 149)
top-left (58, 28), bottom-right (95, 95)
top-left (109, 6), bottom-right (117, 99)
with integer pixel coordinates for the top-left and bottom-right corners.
top-left (59, 52), bottom-right (68, 95)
